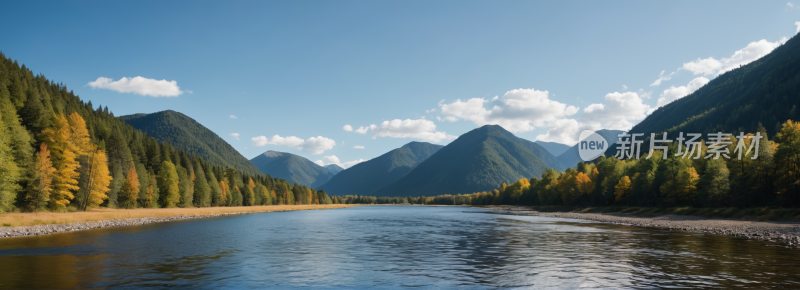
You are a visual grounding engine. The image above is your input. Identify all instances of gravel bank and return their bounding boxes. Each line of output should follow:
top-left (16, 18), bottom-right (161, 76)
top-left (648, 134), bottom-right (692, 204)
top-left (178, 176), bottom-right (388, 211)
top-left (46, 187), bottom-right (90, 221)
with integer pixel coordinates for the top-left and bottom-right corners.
top-left (0, 211), bottom-right (271, 238)
top-left (485, 205), bottom-right (800, 246)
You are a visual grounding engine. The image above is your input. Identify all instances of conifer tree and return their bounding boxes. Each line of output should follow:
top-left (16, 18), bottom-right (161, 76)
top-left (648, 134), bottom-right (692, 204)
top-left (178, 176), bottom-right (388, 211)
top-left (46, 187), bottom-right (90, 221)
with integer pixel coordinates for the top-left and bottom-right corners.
top-left (80, 148), bottom-right (112, 210)
top-left (157, 161), bottom-right (180, 207)
top-left (118, 163), bottom-right (139, 209)
top-left (41, 114), bottom-right (80, 210)
top-left (25, 143), bottom-right (55, 211)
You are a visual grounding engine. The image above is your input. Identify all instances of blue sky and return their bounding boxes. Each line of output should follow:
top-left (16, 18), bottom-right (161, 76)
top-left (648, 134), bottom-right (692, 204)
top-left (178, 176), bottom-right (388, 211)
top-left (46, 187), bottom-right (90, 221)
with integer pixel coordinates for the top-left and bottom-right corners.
top-left (2, 0), bottom-right (799, 168)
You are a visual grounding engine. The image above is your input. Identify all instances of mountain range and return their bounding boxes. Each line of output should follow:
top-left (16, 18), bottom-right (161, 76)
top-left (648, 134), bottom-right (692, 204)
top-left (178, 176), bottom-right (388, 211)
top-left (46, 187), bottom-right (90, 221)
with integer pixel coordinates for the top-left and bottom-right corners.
top-left (249, 150), bottom-right (336, 188)
top-left (318, 142), bottom-right (443, 196)
top-left (121, 110), bottom-right (264, 176)
top-left (372, 125), bottom-right (563, 197)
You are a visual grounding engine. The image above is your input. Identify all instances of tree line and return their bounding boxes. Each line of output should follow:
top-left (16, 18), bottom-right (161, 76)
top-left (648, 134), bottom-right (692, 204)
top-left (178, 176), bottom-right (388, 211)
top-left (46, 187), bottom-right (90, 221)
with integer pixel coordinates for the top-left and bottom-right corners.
top-left (0, 53), bottom-right (332, 212)
top-left (331, 120), bottom-right (800, 208)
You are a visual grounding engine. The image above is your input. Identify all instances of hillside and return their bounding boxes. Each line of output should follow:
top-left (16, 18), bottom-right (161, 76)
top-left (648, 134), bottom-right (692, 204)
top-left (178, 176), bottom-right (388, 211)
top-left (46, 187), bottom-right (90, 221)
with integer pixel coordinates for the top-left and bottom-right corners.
top-left (535, 141), bottom-right (572, 156)
top-left (318, 142), bottom-right (443, 196)
top-left (121, 110), bottom-right (263, 176)
top-left (608, 34), bottom-right (800, 155)
top-left (372, 125), bottom-right (555, 197)
top-left (250, 151), bottom-right (335, 188)
top-left (557, 129), bottom-right (624, 168)
top-left (324, 164), bottom-right (344, 175)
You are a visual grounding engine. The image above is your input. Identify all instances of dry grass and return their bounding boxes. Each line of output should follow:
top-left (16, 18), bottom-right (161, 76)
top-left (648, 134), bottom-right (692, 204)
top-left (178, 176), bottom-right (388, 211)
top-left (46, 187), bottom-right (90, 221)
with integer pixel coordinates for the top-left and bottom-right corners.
top-left (0, 204), bottom-right (360, 227)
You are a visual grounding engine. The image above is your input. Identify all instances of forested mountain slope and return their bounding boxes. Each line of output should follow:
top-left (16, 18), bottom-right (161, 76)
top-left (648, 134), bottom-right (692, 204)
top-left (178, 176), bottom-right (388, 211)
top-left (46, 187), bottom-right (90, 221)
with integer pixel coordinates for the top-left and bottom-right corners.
top-left (373, 125), bottom-right (555, 197)
top-left (318, 142), bottom-right (443, 196)
top-left (122, 110), bottom-right (263, 176)
top-left (0, 52), bottom-right (328, 213)
top-left (608, 34), bottom-right (800, 155)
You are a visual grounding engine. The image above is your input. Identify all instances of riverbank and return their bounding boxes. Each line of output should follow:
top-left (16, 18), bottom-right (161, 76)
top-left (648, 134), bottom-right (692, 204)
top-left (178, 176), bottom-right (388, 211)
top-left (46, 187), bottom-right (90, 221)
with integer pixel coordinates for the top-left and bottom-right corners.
top-left (483, 205), bottom-right (800, 246)
top-left (0, 204), bottom-right (359, 238)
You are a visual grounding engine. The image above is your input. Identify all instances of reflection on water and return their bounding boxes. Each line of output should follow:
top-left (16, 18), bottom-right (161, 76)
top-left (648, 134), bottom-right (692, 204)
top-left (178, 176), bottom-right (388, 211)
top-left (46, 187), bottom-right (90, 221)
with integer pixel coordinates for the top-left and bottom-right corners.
top-left (0, 206), bottom-right (799, 288)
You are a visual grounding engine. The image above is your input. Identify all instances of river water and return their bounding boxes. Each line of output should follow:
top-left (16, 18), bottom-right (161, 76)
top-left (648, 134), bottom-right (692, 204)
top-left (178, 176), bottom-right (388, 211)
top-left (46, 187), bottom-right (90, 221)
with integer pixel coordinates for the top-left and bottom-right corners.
top-left (0, 206), bottom-right (799, 288)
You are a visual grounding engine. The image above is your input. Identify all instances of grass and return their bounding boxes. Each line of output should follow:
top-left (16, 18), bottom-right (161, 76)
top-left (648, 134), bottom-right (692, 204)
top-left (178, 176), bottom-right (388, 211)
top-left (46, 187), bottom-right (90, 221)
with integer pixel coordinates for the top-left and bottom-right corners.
top-left (528, 205), bottom-right (800, 222)
top-left (0, 204), bottom-right (360, 227)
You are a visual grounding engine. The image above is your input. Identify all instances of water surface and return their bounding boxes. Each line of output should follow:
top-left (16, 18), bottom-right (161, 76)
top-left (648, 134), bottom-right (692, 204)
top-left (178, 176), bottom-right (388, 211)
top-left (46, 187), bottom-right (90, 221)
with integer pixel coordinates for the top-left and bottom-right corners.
top-left (0, 206), bottom-right (799, 288)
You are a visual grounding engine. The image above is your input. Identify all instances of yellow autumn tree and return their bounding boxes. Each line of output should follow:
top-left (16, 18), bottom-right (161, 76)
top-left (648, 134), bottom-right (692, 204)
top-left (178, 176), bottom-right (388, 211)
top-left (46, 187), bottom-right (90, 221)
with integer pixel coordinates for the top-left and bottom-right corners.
top-left (576, 172), bottom-right (594, 197)
top-left (67, 112), bottom-right (92, 155)
top-left (219, 180), bottom-right (229, 205)
top-left (119, 162), bottom-right (140, 209)
top-left (40, 114), bottom-right (80, 210)
top-left (81, 149), bottom-right (112, 210)
top-left (26, 143), bottom-right (56, 211)
top-left (614, 176), bottom-right (632, 202)
top-left (247, 178), bottom-right (256, 206)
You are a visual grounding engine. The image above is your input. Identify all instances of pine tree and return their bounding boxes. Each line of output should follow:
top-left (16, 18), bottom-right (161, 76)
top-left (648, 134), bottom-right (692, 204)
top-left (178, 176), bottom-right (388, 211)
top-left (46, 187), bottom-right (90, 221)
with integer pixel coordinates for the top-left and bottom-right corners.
top-left (118, 163), bottom-right (139, 209)
top-left (80, 148), bottom-right (113, 210)
top-left (40, 114), bottom-right (80, 210)
top-left (25, 143), bottom-right (55, 211)
top-left (157, 161), bottom-right (180, 207)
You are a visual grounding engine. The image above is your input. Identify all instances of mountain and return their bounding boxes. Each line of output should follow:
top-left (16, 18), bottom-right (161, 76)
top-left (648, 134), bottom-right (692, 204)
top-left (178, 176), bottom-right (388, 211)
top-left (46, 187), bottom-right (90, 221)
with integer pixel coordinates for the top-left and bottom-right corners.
top-left (318, 142), bottom-right (444, 196)
top-left (324, 164), bottom-right (344, 175)
top-left (249, 150), bottom-right (335, 188)
top-left (372, 125), bottom-right (558, 197)
top-left (557, 129), bottom-right (624, 168)
top-left (535, 141), bottom-right (572, 157)
top-left (121, 110), bottom-right (263, 176)
top-left (605, 35), bottom-right (800, 157)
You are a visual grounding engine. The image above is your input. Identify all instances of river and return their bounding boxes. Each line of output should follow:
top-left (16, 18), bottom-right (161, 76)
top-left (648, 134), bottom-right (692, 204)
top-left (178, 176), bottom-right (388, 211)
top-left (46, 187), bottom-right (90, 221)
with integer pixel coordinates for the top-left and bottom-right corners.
top-left (0, 206), bottom-right (798, 288)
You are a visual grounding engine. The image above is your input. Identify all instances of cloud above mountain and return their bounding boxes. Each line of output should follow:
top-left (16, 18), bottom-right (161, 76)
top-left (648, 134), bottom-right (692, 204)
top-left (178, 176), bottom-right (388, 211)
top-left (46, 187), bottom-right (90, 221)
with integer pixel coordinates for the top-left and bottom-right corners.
top-left (87, 76), bottom-right (183, 97)
top-left (251, 134), bottom-right (336, 155)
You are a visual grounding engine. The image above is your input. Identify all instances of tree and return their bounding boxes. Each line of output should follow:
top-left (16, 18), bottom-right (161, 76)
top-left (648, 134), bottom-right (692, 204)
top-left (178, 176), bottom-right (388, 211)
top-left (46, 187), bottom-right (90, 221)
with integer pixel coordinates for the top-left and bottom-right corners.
top-left (575, 172), bottom-right (594, 198)
top-left (40, 114), bottom-right (80, 210)
top-left (699, 158), bottom-right (731, 207)
top-left (615, 176), bottom-right (632, 203)
top-left (79, 149), bottom-right (112, 210)
top-left (193, 163), bottom-right (210, 207)
top-left (118, 163), bottom-right (139, 209)
top-left (157, 161), bottom-right (180, 207)
top-left (25, 143), bottom-right (55, 211)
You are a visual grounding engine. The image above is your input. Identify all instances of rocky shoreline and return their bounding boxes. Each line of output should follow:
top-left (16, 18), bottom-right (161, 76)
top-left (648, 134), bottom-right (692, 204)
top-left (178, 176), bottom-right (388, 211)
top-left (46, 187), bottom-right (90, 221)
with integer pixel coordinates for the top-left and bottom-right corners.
top-left (485, 205), bottom-right (800, 247)
top-left (0, 211), bottom-right (270, 238)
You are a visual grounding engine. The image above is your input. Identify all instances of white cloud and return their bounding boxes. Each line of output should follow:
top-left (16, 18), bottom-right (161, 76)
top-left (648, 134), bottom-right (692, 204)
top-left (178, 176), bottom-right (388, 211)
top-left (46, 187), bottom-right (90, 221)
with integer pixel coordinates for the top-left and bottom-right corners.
top-left (229, 115), bottom-right (238, 119)
top-left (425, 108), bottom-right (437, 113)
top-left (796, 22), bottom-right (800, 33)
top-left (251, 135), bottom-right (336, 155)
top-left (439, 88), bottom-right (578, 133)
top-left (353, 145), bottom-right (365, 149)
top-left (682, 38), bottom-right (786, 76)
top-left (582, 91), bottom-right (651, 131)
top-left (656, 77), bottom-right (710, 107)
top-left (87, 76), bottom-right (183, 97)
top-left (230, 133), bottom-right (240, 140)
top-left (789, 2), bottom-right (795, 8)
top-left (622, 85), bottom-right (628, 90)
top-left (650, 70), bottom-right (675, 87)
top-left (187, 90), bottom-right (193, 94)
top-left (355, 125), bottom-right (375, 134)
top-left (356, 118), bottom-right (455, 142)
top-left (343, 125), bottom-right (353, 132)
top-left (535, 118), bottom-right (583, 145)
top-left (314, 155), bottom-right (368, 169)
